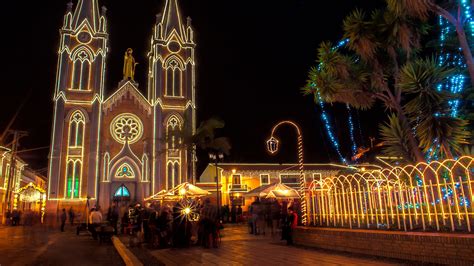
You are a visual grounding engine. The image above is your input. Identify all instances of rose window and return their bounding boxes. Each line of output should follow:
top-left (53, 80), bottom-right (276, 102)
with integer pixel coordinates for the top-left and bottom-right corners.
top-left (110, 113), bottom-right (143, 144)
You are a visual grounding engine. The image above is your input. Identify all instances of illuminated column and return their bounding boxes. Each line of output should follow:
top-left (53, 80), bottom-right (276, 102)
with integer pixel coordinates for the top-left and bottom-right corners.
top-left (266, 121), bottom-right (308, 225)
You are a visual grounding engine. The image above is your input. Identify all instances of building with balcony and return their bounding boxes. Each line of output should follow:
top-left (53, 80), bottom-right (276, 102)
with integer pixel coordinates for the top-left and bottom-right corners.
top-left (197, 163), bottom-right (379, 211)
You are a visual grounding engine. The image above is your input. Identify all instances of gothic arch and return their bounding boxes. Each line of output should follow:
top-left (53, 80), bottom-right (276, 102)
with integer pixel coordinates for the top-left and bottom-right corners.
top-left (70, 45), bottom-right (95, 62)
top-left (163, 113), bottom-right (183, 128)
top-left (109, 157), bottom-right (141, 182)
top-left (66, 107), bottom-right (90, 122)
top-left (163, 55), bottom-right (184, 69)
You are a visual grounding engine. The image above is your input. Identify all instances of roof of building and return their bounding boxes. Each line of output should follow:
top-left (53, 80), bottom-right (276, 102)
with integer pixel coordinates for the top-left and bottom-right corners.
top-left (211, 163), bottom-right (381, 172)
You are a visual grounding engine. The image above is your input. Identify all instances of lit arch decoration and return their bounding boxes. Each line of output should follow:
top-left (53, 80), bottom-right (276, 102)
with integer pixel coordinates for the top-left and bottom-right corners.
top-left (308, 156), bottom-right (474, 232)
top-left (115, 163), bottom-right (135, 178)
top-left (110, 113), bottom-right (143, 144)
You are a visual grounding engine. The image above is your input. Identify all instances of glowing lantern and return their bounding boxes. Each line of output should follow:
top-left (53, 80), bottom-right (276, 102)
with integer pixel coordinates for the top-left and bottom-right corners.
top-left (266, 137), bottom-right (279, 154)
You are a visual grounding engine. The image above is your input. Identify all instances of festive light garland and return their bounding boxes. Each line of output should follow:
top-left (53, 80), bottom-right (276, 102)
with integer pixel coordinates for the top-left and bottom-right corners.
top-left (437, 2), bottom-right (472, 117)
top-left (346, 104), bottom-right (358, 160)
top-left (313, 88), bottom-right (347, 164)
top-left (312, 38), bottom-right (356, 165)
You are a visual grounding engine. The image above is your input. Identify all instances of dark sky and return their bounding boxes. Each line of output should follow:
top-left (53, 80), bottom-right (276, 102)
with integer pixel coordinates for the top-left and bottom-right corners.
top-left (4, 0), bottom-right (383, 171)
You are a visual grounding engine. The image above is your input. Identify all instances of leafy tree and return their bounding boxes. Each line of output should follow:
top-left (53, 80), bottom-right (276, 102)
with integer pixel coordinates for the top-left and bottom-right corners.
top-left (387, 0), bottom-right (474, 87)
top-left (191, 117), bottom-right (231, 155)
top-left (304, 1), bottom-right (471, 163)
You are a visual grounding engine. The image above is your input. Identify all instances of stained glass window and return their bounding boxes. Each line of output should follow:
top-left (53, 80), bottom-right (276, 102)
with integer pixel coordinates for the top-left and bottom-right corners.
top-left (114, 185), bottom-right (130, 198)
top-left (115, 163), bottom-right (135, 178)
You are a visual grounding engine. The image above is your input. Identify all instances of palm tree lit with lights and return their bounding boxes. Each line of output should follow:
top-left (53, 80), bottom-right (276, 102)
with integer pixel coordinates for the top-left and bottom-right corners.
top-left (266, 121), bottom-right (307, 225)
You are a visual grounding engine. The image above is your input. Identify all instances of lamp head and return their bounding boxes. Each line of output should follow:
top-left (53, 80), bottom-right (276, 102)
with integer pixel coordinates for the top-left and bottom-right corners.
top-left (266, 136), bottom-right (279, 154)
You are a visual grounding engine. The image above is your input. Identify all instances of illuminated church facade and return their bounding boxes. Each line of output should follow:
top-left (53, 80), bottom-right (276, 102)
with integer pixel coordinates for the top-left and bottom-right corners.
top-left (47, 0), bottom-right (196, 212)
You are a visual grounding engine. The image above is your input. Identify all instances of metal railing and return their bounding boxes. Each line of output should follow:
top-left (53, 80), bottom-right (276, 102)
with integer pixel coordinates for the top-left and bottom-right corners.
top-left (308, 156), bottom-right (473, 232)
top-left (228, 183), bottom-right (248, 192)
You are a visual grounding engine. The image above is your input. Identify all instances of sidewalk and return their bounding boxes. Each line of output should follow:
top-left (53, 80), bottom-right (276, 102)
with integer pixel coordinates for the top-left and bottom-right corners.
top-left (0, 224), bottom-right (124, 266)
top-left (129, 224), bottom-right (405, 265)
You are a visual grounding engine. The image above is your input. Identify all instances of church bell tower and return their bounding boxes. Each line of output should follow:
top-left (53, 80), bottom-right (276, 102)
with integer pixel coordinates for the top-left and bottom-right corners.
top-left (148, 0), bottom-right (196, 192)
top-left (47, 0), bottom-right (108, 210)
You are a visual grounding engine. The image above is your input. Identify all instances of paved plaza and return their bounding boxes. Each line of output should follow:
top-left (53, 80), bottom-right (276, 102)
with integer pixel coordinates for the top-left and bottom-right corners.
top-left (147, 225), bottom-right (403, 265)
top-left (0, 225), bottom-right (123, 266)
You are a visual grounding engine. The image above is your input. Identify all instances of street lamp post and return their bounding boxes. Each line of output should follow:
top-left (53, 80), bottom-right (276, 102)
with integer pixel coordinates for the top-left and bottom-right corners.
top-left (209, 151), bottom-right (224, 221)
top-left (266, 121), bottom-right (308, 225)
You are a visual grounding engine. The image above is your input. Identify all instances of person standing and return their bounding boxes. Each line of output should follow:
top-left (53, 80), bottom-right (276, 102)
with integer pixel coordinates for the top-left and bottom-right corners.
top-left (200, 198), bottom-right (218, 248)
top-left (68, 207), bottom-right (75, 226)
top-left (271, 200), bottom-right (281, 237)
top-left (89, 208), bottom-right (103, 240)
top-left (285, 207), bottom-right (298, 245)
top-left (60, 209), bottom-right (67, 232)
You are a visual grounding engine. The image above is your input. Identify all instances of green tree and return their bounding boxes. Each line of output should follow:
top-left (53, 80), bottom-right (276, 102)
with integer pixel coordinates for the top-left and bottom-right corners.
top-left (305, 1), bottom-right (471, 163)
top-left (191, 117), bottom-right (231, 155)
top-left (386, 0), bottom-right (474, 88)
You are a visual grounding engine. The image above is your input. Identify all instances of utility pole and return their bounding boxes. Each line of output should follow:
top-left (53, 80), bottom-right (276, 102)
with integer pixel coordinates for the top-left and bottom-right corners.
top-left (3, 130), bottom-right (28, 215)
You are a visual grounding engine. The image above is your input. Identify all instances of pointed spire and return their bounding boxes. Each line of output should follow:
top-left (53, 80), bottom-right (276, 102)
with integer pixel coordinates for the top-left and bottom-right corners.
top-left (160, 0), bottom-right (185, 41)
top-left (72, 0), bottom-right (101, 32)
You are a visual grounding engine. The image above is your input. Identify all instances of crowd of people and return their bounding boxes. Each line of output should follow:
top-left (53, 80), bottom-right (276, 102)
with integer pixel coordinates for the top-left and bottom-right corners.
top-left (55, 197), bottom-right (300, 247)
top-left (248, 198), bottom-right (299, 245)
top-left (4, 209), bottom-right (42, 226)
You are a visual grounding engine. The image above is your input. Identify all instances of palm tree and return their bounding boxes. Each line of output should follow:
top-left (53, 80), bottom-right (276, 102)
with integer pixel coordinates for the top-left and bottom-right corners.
top-left (305, 1), bottom-right (471, 163)
top-left (305, 5), bottom-right (429, 162)
top-left (386, 0), bottom-right (474, 87)
top-left (190, 117), bottom-right (231, 155)
top-left (399, 57), bottom-right (471, 158)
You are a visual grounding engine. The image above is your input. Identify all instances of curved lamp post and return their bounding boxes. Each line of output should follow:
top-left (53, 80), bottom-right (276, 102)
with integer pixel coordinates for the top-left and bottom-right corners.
top-left (266, 121), bottom-right (307, 225)
top-left (209, 151), bottom-right (224, 220)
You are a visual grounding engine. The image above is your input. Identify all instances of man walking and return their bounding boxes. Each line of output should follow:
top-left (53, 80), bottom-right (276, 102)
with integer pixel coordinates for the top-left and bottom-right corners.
top-left (60, 209), bottom-right (67, 232)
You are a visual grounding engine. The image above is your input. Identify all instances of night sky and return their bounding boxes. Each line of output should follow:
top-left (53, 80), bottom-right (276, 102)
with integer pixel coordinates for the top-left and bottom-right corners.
top-left (4, 0), bottom-right (383, 172)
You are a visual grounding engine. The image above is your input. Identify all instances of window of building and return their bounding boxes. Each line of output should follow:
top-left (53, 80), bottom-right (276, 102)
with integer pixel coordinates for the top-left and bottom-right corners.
top-left (114, 184), bottom-right (130, 198)
top-left (115, 163), bottom-right (135, 178)
top-left (165, 59), bottom-right (183, 97)
top-left (4, 163), bottom-right (10, 189)
top-left (312, 173), bottom-right (322, 182)
top-left (167, 161), bottom-right (180, 189)
top-left (66, 160), bottom-right (81, 199)
top-left (71, 50), bottom-right (92, 91)
top-left (68, 111), bottom-right (85, 147)
top-left (166, 116), bottom-right (181, 151)
top-left (232, 174), bottom-right (241, 185)
top-left (280, 174), bottom-right (300, 186)
top-left (260, 174), bottom-right (270, 185)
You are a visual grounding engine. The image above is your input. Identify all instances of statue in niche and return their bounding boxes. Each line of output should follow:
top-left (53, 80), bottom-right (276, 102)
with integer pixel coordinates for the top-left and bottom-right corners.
top-left (123, 48), bottom-right (138, 81)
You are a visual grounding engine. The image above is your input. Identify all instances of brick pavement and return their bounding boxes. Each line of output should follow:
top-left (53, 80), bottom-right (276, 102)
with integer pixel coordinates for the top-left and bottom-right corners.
top-left (0, 224), bottom-right (124, 266)
top-left (149, 225), bottom-right (404, 265)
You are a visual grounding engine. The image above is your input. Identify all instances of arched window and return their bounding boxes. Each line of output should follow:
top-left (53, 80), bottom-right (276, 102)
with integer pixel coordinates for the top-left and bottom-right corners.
top-left (167, 162), bottom-right (173, 190)
top-left (66, 160), bottom-right (81, 199)
top-left (68, 111), bottom-right (85, 147)
top-left (166, 115), bottom-right (181, 151)
top-left (71, 49), bottom-right (92, 90)
top-left (165, 59), bottom-right (183, 97)
top-left (115, 163), bottom-right (135, 178)
top-left (173, 162), bottom-right (180, 187)
top-left (114, 184), bottom-right (130, 198)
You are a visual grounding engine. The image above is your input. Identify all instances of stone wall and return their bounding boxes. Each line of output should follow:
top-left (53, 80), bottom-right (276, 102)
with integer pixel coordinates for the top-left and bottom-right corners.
top-left (294, 227), bottom-right (474, 265)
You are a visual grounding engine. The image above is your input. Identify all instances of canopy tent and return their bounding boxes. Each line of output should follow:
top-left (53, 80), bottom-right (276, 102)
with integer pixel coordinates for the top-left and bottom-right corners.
top-left (246, 183), bottom-right (297, 198)
top-left (266, 189), bottom-right (300, 199)
top-left (145, 182), bottom-right (210, 201)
